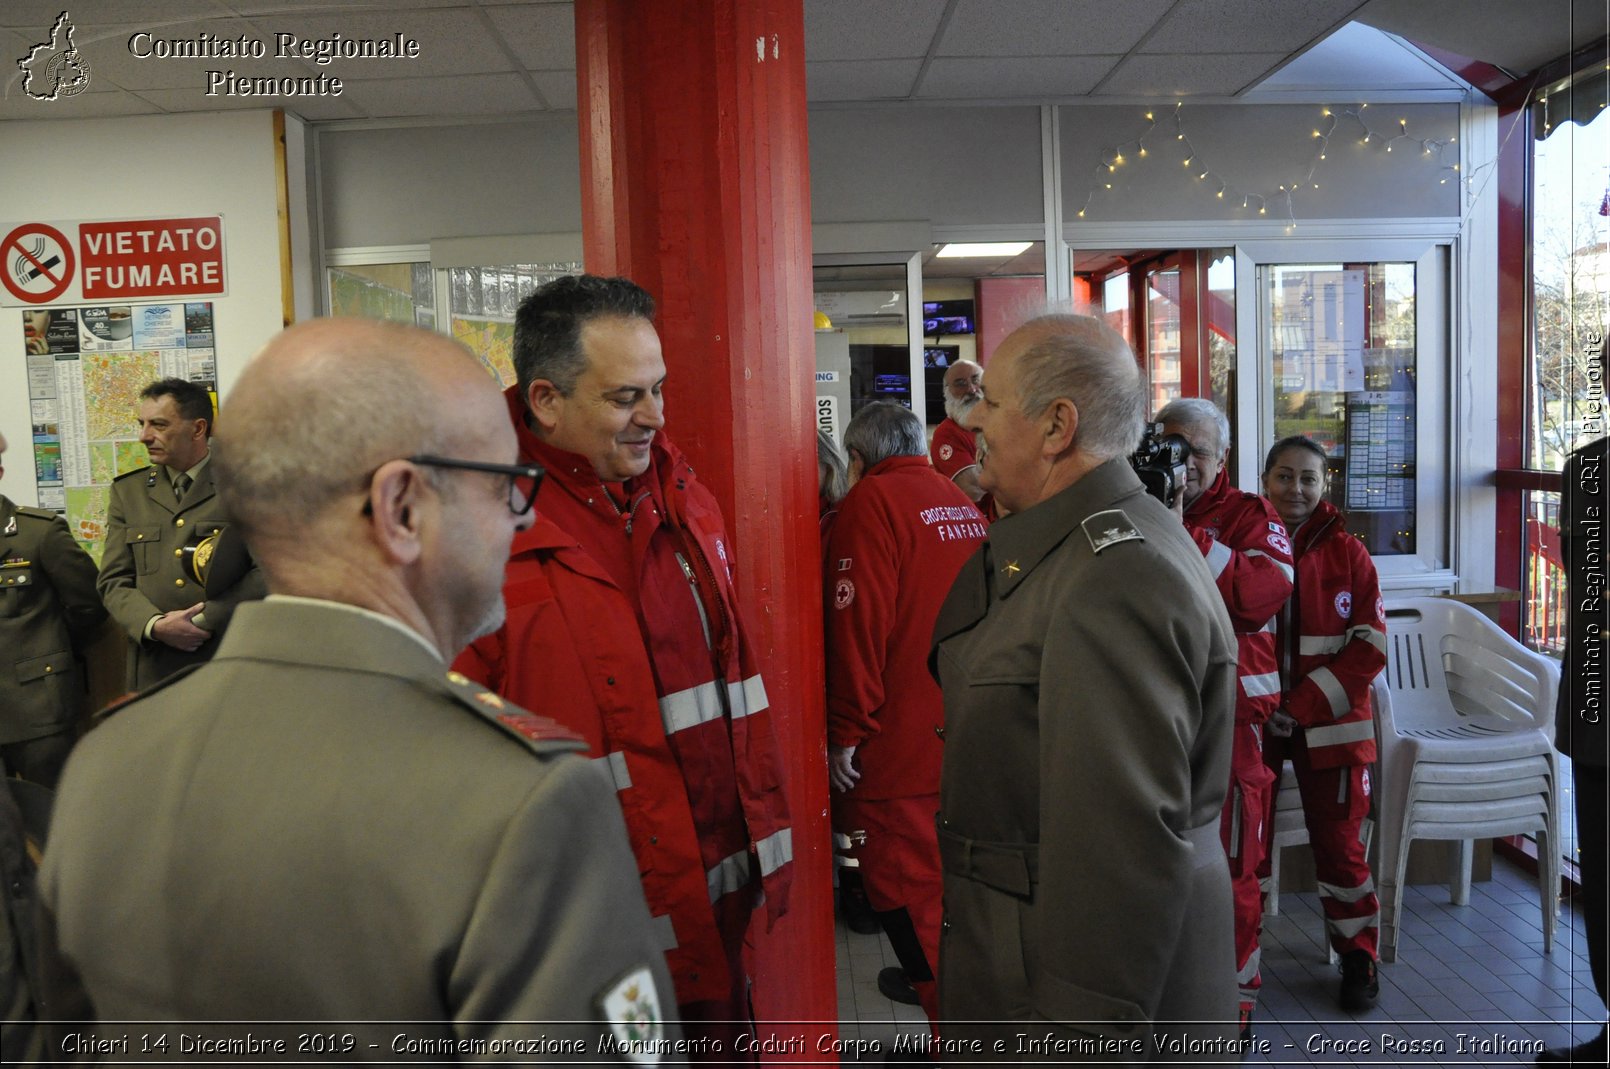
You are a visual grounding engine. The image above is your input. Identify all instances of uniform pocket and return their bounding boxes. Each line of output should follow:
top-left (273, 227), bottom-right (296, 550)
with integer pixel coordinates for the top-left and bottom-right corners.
top-left (0, 563), bottom-right (34, 616)
top-left (126, 524), bottom-right (164, 574)
top-left (16, 649), bottom-right (75, 684)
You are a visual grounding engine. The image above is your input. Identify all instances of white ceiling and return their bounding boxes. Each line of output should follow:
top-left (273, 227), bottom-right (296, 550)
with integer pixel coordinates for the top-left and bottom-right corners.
top-left (0, 0), bottom-right (1600, 125)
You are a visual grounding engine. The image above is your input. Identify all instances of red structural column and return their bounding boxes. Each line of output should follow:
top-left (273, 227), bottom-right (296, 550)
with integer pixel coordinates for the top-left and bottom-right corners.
top-left (574, 0), bottom-right (836, 1048)
top-left (1493, 96), bottom-right (1531, 635)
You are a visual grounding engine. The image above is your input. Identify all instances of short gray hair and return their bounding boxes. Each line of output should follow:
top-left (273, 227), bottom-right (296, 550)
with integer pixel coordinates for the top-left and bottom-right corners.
top-left (1156, 396), bottom-right (1231, 458)
top-left (1013, 314), bottom-right (1145, 460)
top-left (844, 402), bottom-right (926, 470)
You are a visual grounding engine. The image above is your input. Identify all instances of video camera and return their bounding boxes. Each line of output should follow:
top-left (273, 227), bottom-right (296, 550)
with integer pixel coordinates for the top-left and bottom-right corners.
top-left (1130, 422), bottom-right (1192, 510)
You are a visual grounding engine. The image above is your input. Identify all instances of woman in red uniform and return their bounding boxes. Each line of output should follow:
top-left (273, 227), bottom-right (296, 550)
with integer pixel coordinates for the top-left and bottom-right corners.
top-left (1261, 435), bottom-right (1387, 1013)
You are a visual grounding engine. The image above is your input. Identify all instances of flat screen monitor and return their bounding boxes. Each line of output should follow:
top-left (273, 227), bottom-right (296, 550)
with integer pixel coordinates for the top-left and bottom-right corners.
top-left (922, 299), bottom-right (975, 337)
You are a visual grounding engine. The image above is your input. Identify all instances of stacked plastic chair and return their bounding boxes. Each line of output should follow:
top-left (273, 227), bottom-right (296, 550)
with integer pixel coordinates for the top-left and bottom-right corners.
top-left (1374, 597), bottom-right (1561, 963)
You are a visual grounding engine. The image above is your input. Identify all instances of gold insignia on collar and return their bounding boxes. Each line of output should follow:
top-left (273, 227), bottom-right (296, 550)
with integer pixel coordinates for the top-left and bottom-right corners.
top-left (474, 691), bottom-right (505, 709)
top-left (1002, 560), bottom-right (1021, 577)
top-left (446, 671), bottom-right (470, 686)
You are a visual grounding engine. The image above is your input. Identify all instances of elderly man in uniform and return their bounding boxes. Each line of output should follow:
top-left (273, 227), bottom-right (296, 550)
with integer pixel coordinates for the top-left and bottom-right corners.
top-left (0, 432), bottom-right (106, 788)
top-left (39, 319), bottom-right (677, 1051)
top-left (825, 401), bottom-right (986, 1027)
top-left (454, 275), bottom-right (791, 1057)
top-left (1157, 397), bottom-right (1294, 1035)
top-left (929, 358), bottom-right (991, 515)
top-left (97, 378), bottom-right (263, 690)
top-left (934, 314), bottom-right (1237, 1060)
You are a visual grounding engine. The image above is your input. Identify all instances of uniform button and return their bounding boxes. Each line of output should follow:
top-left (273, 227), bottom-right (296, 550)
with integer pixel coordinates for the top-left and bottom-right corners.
top-left (942, 919), bottom-right (951, 931)
top-left (134, 533), bottom-right (144, 540)
top-left (174, 548), bottom-right (183, 557)
top-left (934, 726), bottom-right (945, 739)
top-left (649, 836), bottom-right (658, 844)
top-left (175, 518), bottom-right (186, 527)
top-left (44, 665), bottom-right (52, 673)
top-left (175, 578), bottom-right (186, 587)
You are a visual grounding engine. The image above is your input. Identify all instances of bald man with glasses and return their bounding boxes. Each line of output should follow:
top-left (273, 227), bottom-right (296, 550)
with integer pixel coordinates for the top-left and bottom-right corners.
top-left (38, 319), bottom-right (677, 1052)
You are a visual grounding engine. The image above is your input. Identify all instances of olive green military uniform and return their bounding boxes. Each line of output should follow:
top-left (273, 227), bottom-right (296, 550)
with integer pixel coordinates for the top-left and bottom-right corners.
top-left (38, 598), bottom-right (680, 1055)
top-left (932, 459), bottom-right (1239, 1061)
top-left (97, 460), bottom-right (264, 690)
top-left (0, 495), bottom-right (106, 787)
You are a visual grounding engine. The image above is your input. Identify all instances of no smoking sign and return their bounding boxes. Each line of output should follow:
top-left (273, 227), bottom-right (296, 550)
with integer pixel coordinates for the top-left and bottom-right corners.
top-left (3, 222), bottom-right (75, 304)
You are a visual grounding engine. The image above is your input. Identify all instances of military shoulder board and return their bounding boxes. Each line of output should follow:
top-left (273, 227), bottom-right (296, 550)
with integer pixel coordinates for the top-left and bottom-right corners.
top-left (1082, 509), bottom-right (1145, 554)
top-left (443, 670), bottom-right (585, 751)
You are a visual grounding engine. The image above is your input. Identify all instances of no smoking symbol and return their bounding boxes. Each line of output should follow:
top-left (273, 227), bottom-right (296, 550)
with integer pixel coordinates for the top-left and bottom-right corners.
top-left (3, 223), bottom-right (75, 304)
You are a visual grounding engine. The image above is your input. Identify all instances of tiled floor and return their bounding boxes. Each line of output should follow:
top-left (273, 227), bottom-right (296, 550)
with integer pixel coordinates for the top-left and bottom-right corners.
top-left (834, 852), bottom-right (1605, 1065)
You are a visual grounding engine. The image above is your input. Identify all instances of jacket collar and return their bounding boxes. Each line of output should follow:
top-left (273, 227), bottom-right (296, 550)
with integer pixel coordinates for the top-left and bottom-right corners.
top-left (1291, 498), bottom-right (1343, 554)
top-left (1184, 467), bottom-right (1234, 521)
top-left (863, 454), bottom-right (933, 480)
top-left (930, 458), bottom-right (1145, 654)
top-left (141, 456), bottom-right (216, 516)
top-left (214, 598), bottom-right (446, 680)
top-left (986, 457), bottom-right (1146, 600)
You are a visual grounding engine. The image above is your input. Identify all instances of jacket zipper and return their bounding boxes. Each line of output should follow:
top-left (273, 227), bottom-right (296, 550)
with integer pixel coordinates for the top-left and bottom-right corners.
top-left (675, 551), bottom-right (715, 652)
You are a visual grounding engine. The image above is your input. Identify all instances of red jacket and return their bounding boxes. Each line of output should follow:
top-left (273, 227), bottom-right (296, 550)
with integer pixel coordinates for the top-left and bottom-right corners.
top-left (824, 456), bottom-right (986, 799)
top-left (453, 386), bottom-right (793, 1005)
top-left (1277, 499), bottom-right (1386, 768)
top-left (930, 417), bottom-right (994, 520)
top-left (1184, 470), bottom-right (1295, 726)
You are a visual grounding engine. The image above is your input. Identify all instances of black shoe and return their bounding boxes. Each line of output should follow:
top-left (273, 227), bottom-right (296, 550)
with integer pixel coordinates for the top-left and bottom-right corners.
top-left (1339, 950), bottom-right (1379, 1013)
top-left (1239, 1005), bottom-right (1254, 1044)
top-left (1537, 1025), bottom-right (1607, 1065)
top-left (838, 880), bottom-right (880, 935)
top-left (878, 966), bottom-right (920, 1006)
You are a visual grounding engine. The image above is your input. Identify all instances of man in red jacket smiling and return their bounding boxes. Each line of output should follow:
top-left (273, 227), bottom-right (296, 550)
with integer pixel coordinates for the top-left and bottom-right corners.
top-left (455, 275), bottom-right (792, 1059)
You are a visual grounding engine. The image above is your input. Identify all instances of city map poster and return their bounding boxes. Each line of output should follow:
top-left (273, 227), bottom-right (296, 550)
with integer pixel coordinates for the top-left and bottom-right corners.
top-left (22, 301), bottom-right (217, 561)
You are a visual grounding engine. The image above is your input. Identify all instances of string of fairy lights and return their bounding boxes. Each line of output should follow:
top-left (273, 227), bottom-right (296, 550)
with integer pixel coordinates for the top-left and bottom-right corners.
top-left (1072, 102), bottom-right (1466, 230)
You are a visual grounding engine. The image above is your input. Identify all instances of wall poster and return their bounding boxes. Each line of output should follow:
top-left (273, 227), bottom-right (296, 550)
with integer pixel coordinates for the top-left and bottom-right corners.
top-left (21, 302), bottom-right (216, 561)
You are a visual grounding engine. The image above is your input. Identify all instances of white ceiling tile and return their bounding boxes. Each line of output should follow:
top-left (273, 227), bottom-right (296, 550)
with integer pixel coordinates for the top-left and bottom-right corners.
top-left (241, 10), bottom-right (510, 80)
top-left (1143, 0), bottom-right (1361, 53)
top-left (938, 0), bottom-right (1176, 57)
top-left (806, 59), bottom-right (923, 101)
top-left (918, 55), bottom-right (1115, 99)
top-left (0, 2), bottom-right (230, 31)
top-left (60, 21), bottom-right (312, 92)
top-left (484, 4), bottom-right (575, 70)
top-left (0, 86), bottom-right (158, 121)
top-left (528, 69), bottom-right (576, 109)
top-left (805, 0), bottom-right (947, 61)
top-left (222, 0), bottom-right (486, 9)
top-left (1098, 52), bottom-right (1291, 96)
top-left (131, 86), bottom-right (361, 121)
top-left (336, 72), bottom-right (541, 118)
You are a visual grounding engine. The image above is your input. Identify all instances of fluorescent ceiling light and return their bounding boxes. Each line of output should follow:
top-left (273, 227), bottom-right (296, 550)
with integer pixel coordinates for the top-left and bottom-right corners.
top-left (935, 242), bottom-right (1032, 258)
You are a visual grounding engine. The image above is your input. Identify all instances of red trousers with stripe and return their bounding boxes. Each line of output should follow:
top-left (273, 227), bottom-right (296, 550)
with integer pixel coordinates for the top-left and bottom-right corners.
top-left (834, 793), bottom-right (943, 1027)
top-left (1260, 730), bottom-right (1379, 960)
top-left (1221, 721), bottom-right (1276, 1010)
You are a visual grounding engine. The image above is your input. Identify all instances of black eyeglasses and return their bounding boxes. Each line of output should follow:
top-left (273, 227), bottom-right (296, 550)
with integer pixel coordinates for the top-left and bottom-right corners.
top-left (409, 455), bottom-right (544, 516)
top-left (358, 454), bottom-right (542, 517)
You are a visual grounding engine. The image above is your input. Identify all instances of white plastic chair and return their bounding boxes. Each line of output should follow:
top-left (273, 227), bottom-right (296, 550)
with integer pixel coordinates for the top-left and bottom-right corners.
top-left (1374, 597), bottom-right (1561, 963)
top-left (1261, 684), bottom-right (1379, 965)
